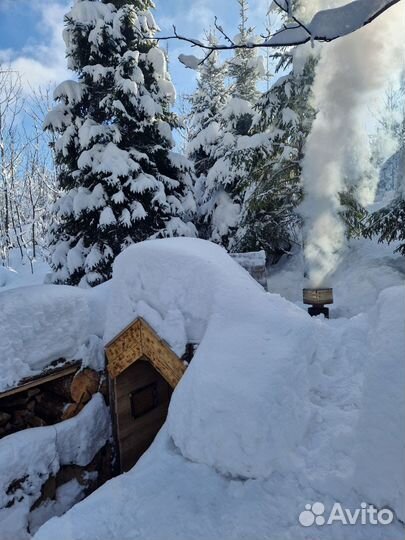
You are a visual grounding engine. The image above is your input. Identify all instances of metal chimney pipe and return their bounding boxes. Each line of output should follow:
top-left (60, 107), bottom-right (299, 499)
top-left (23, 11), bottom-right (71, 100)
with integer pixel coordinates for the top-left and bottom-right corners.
top-left (303, 288), bottom-right (334, 318)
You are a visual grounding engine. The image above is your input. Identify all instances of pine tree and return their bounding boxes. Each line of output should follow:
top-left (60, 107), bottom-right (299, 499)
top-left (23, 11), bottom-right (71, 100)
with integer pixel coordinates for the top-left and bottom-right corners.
top-left (227, 0), bottom-right (261, 104)
top-left (195, 0), bottom-right (264, 250)
top-left (371, 74), bottom-right (405, 195)
top-left (364, 80), bottom-right (405, 254)
top-left (186, 33), bottom-right (229, 240)
top-left (45, 0), bottom-right (196, 287)
top-left (236, 55), bottom-right (317, 260)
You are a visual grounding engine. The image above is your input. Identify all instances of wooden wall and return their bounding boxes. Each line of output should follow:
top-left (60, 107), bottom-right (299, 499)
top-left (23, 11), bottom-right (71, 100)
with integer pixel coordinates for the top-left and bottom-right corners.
top-left (113, 360), bottom-right (172, 472)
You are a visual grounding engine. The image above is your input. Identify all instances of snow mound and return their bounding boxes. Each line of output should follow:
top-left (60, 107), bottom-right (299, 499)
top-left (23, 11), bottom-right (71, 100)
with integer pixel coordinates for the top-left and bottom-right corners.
top-left (0, 394), bottom-right (110, 540)
top-left (354, 285), bottom-right (405, 521)
top-left (33, 238), bottom-right (405, 540)
top-left (0, 284), bottom-right (107, 392)
top-left (0, 251), bottom-right (50, 292)
top-left (105, 238), bottom-right (314, 479)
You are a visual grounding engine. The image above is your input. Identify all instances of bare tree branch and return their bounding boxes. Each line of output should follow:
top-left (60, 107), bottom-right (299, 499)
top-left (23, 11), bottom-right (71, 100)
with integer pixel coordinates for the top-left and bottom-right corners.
top-left (154, 0), bottom-right (402, 66)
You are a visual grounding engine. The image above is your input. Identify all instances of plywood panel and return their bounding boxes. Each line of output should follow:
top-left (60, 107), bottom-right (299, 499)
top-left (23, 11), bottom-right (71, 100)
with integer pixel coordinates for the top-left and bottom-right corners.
top-left (105, 318), bottom-right (187, 388)
top-left (106, 319), bottom-right (142, 379)
top-left (140, 320), bottom-right (186, 389)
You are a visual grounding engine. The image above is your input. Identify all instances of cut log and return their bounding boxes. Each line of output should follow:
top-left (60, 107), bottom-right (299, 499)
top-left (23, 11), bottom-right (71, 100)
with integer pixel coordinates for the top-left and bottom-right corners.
top-left (0, 412), bottom-right (11, 427)
top-left (43, 375), bottom-right (74, 401)
top-left (98, 376), bottom-right (109, 403)
top-left (27, 415), bottom-right (47, 428)
top-left (0, 423), bottom-right (13, 437)
top-left (13, 409), bottom-right (35, 428)
top-left (35, 392), bottom-right (68, 424)
top-left (26, 399), bottom-right (36, 412)
top-left (62, 402), bottom-right (84, 420)
top-left (70, 369), bottom-right (100, 404)
top-left (0, 393), bottom-right (33, 410)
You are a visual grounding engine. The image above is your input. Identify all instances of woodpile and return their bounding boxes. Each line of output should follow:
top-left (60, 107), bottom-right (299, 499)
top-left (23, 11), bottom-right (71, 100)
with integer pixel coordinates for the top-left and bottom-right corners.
top-left (0, 368), bottom-right (102, 439)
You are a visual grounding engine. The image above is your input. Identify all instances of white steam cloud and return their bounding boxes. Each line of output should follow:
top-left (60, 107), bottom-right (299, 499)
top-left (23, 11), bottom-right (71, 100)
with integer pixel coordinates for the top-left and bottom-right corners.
top-left (300, 0), bottom-right (405, 288)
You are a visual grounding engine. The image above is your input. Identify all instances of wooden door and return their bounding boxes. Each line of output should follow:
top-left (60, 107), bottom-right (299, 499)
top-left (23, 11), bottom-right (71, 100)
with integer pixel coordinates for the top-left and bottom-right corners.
top-left (114, 360), bottom-right (172, 472)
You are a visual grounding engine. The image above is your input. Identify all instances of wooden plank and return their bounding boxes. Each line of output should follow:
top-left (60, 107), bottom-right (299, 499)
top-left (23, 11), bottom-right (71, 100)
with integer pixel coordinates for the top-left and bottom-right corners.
top-left (105, 318), bottom-right (187, 387)
top-left (119, 403), bottom-right (169, 472)
top-left (140, 320), bottom-right (186, 389)
top-left (106, 319), bottom-right (142, 379)
top-left (113, 360), bottom-right (173, 472)
top-left (110, 377), bottom-right (121, 475)
top-left (114, 360), bottom-right (157, 399)
top-left (118, 401), bottom-right (169, 443)
top-left (0, 364), bottom-right (80, 399)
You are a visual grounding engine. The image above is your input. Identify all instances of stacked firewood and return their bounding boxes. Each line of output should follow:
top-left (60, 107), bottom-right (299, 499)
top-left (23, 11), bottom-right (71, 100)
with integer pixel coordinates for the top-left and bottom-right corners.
top-left (0, 369), bottom-right (102, 439)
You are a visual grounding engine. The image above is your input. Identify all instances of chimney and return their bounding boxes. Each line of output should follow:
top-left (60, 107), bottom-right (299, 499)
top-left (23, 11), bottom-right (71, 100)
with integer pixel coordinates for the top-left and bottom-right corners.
top-left (303, 288), bottom-right (333, 319)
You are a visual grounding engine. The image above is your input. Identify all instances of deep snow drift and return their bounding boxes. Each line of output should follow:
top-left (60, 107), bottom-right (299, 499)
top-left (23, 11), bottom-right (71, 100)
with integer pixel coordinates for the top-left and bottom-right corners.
top-left (0, 252), bottom-right (49, 292)
top-left (0, 394), bottom-right (110, 540)
top-left (105, 239), bottom-right (313, 479)
top-left (31, 237), bottom-right (404, 540)
top-left (0, 283), bottom-right (108, 392)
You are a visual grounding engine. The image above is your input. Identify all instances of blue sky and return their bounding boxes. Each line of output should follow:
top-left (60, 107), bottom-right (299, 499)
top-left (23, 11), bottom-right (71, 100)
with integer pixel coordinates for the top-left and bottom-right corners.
top-left (0, 0), bottom-right (270, 97)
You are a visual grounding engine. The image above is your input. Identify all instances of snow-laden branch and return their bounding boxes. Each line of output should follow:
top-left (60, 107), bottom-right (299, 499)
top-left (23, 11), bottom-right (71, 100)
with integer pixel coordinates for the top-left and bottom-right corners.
top-left (270, 0), bottom-right (403, 45)
top-left (157, 0), bottom-right (402, 68)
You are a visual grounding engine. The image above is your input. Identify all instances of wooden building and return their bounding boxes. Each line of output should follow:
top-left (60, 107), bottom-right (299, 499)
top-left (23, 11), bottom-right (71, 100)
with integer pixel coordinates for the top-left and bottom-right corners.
top-left (105, 318), bottom-right (187, 472)
top-left (0, 316), bottom-right (188, 526)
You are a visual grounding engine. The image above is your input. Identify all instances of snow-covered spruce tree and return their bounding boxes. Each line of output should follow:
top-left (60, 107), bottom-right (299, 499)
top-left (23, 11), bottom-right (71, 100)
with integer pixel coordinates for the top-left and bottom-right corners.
top-left (371, 74), bottom-right (405, 195)
top-left (364, 85), bottom-right (405, 254)
top-left (45, 0), bottom-right (196, 287)
top-left (235, 54), bottom-right (317, 260)
top-left (227, 0), bottom-right (261, 104)
top-left (186, 33), bottom-right (229, 240)
top-left (196, 0), bottom-right (264, 250)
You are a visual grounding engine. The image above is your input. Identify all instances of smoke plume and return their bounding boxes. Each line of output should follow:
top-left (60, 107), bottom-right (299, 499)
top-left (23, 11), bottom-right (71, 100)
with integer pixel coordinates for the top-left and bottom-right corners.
top-left (300, 0), bottom-right (405, 287)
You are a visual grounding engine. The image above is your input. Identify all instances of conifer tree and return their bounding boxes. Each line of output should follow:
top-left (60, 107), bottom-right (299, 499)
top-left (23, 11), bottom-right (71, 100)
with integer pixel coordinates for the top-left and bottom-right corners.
top-left (227, 0), bottom-right (261, 104)
top-left (195, 0), bottom-right (264, 250)
top-left (45, 0), bottom-right (195, 287)
top-left (371, 74), bottom-right (405, 195)
top-left (186, 34), bottom-right (229, 240)
top-left (236, 55), bottom-right (316, 259)
top-left (365, 79), bottom-right (405, 254)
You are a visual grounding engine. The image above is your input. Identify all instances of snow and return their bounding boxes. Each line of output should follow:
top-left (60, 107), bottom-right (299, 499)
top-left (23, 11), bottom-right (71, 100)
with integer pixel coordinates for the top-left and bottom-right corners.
top-left (67, 244), bottom-right (84, 274)
top-left (187, 122), bottom-right (221, 155)
top-left (267, 237), bottom-right (405, 318)
top-left (231, 250), bottom-right (266, 267)
top-left (0, 394), bottom-right (110, 540)
top-left (0, 252), bottom-right (49, 293)
top-left (0, 283), bottom-right (107, 392)
top-left (77, 143), bottom-right (139, 182)
top-left (267, 0), bottom-right (402, 46)
top-left (178, 54), bottom-right (202, 70)
top-left (353, 285), bottom-right (405, 522)
top-left (72, 184), bottom-right (106, 216)
top-left (210, 191), bottom-right (241, 242)
top-left (78, 119), bottom-right (121, 149)
top-left (222, 97), bottom-right (253, 120)
top-left (32, 236), bottom-right (405, 540)
top-left (99, 206), bottom-right (117, 227)
top-left (53, 81), bottom-right (86, 105)
top-left (28, 478), bottom-right (86, 535)
top-left (146, 48), bottom-right (166, 78)
top-left (65, 1), bottom-right (113, 29)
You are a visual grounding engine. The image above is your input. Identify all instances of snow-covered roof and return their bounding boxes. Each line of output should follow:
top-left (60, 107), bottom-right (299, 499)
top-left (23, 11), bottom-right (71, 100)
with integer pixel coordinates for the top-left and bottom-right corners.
top-left (32, 237), bottom-right (405, 540)
top-left (101, 238), bottom-right (315, 480)
top-left (0, 284), bottom-right (107, 393)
